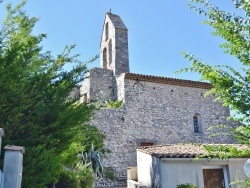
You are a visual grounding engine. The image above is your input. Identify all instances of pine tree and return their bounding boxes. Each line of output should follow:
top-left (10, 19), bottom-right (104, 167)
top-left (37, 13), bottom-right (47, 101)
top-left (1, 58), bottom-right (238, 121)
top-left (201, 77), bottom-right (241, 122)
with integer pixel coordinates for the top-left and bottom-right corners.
top-left (182, 0), bottom-right (250, 125)
top-left (181, 1), bottom-right (250, 185)
top-left (0, 1), bottom-right (101, 187)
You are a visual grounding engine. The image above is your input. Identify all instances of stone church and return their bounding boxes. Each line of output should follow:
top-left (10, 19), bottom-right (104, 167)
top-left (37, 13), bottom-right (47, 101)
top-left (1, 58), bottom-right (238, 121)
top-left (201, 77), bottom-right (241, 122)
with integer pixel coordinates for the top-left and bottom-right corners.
top-left (80, 12), bottom-right (237, 185)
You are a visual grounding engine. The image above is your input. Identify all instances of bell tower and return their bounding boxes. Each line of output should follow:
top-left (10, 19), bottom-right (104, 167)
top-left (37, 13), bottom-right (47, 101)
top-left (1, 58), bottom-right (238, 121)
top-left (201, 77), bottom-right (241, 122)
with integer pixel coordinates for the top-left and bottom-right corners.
top-left (100, 12), bottom-right (130, 75)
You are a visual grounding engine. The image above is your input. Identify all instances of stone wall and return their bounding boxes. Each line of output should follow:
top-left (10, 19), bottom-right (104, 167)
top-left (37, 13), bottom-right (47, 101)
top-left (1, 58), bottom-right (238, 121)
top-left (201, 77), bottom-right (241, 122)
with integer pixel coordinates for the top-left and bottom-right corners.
top-left (114, 28), bottom-right (129, 75)
top-left (100, 13), bottom-right (129, 76)
top-left (115, 73), bottom-right (125, 101)
top-left (90, 78), bottom-right (236, 181)
top-left (80, 71), bottom-right (90, 103)
top-left (83, 12), bottom-right (237, 186)
top-left (100, 15), bottom-right (115, 71)
top-left (81, 68), bottom-right (115, 102)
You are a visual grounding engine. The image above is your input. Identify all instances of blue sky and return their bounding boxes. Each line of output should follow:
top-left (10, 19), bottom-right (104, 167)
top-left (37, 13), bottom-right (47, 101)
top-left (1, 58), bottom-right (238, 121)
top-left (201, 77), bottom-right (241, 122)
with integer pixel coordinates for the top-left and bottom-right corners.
top-left (0, 0), bottom-right (242, 81)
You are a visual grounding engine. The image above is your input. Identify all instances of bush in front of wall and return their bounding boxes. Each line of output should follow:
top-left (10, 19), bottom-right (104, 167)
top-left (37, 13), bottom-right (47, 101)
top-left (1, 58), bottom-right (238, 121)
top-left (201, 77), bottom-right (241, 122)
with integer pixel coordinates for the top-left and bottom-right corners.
top-left (176, 183), bottom-right (198, 188)
top-left (103, 167), bottom-right (116, 181)
top-left (107, 100), bottom-right (123, 108)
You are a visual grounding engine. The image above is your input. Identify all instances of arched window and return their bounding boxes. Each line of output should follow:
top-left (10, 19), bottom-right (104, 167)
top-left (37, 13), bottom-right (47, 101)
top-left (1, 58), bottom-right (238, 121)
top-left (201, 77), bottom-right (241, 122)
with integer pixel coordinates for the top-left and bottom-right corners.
top-left (193, 113), bottom-right (202, 134)
top-left (109, 39), bottom-right (112, 65)
top-left (103, 47), bottom-right (107, 69)
top-left (105, 22), bottom-right (109, 41)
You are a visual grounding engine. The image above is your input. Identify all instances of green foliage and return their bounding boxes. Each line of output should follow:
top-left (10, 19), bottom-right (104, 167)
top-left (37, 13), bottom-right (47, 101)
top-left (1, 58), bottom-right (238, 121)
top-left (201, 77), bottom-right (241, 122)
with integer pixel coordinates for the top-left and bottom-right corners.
top-left (179, 0), bottom-right (250, 125)
top-left (0, 1), bottom-right (101, 187)
top-left (181, 1), bottom-right (250, 186)
top-left (56, 163), bottom-right (94, 188)
top-left (23, 145), bottom-right (62, 187)
top-left (57, 143), bottom-right (108, 188)
top-left (180, 0), bottom-right (250, 160)
top-left (106, 100), bottom-right (123, 108)
top-left (77, 166), bottom-right (95, 188)
top-left (230, 172), bottom-right (250, 188)
top-left (81, 125), bottom-right (104, 152)
top-left (234, 125), bottom-right (250, 144)
top-left (176, 183), bottom-right (198, 188)
top-left (202, 144), bottom-right (250, 159)
top-left (80, 143), bottom-right (105, 178)
top-left (103, 167), bottom-right (116, 181)
top-left (94, 99), bottom-right (123, 108)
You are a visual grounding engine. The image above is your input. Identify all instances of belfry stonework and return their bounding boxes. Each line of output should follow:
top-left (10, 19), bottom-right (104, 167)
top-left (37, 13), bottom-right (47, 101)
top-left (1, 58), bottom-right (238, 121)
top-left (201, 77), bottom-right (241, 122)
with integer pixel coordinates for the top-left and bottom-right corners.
top-left (100, 13), bottom-right (129, 76)
top-left (80, 12), bottom-right (237, 186)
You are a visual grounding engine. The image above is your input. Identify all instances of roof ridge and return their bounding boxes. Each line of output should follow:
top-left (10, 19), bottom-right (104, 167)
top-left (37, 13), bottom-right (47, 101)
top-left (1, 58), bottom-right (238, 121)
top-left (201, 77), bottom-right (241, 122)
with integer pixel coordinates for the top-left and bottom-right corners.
top-left (137, 144), bottom-right (249, 158)
top-left (125, 72), bottom-right (210, 84)
top-left (124, 72), bottom-right (212, 89)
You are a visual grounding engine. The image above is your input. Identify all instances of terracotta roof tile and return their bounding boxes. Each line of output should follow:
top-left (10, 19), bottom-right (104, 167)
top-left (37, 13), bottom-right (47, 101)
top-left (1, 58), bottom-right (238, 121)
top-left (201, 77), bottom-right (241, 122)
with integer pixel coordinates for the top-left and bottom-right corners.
top-left (137, 144), bottom-right (248, 158)
top-left (125, 73), bottom-right (212, 89)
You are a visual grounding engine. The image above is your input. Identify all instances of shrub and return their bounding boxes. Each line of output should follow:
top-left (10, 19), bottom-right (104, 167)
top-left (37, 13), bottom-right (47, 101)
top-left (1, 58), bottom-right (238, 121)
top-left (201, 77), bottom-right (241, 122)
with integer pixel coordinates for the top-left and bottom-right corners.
top-left (56, 163), bottom-right (94, 188)
top-left (107, 100), bottom-right (123, 108)
top-left (176, 183), bottom-right (198, 188)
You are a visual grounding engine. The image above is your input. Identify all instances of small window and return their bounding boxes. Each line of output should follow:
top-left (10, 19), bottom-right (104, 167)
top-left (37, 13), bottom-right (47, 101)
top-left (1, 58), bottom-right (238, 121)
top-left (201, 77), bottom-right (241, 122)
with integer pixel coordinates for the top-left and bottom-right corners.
top-left (140, 142), bottom-right (153, 146)
top-left (105, 22), bottom-right (109, 41)
top-left (193, 113), bottom-right (202, 134)
top-left (109, 39), bottom-right (112, 65)
top-left (103, 47), bottom-right (107, 68)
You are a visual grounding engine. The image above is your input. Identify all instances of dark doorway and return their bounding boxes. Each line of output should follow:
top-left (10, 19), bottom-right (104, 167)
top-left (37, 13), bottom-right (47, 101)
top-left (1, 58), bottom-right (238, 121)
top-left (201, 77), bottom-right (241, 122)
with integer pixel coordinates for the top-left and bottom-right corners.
top-left (140, 142), bottom-right (153, 146)
top-left (203, 168), bottom-right (225, 188)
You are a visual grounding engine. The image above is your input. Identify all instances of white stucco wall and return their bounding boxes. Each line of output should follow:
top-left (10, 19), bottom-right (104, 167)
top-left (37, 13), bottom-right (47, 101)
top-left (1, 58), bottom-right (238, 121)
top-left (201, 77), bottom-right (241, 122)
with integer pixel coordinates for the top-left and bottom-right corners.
top-left (137, 151), bottom-right (153, 187)
top-left (227, 159), bottom-right (248, 186)
top-left (160, 158), bottom-right (248, 188)
top-left (116, 73), bottom-right (125, 101)
top-left (137, 152), bottom-right (249, 188)
top-left (160, 159), bottom-right (203, 188)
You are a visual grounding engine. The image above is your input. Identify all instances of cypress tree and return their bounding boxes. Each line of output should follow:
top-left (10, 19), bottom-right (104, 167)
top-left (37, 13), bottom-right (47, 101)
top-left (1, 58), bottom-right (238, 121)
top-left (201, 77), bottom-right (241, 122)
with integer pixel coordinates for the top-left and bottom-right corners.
top-left (0, 1), bottom-right (101, 187)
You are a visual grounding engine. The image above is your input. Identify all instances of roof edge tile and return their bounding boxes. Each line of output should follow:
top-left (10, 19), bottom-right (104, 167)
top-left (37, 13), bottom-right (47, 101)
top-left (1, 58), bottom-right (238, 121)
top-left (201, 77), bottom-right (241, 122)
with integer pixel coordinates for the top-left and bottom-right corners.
top-left (125, 73), bottom-right (212, 89)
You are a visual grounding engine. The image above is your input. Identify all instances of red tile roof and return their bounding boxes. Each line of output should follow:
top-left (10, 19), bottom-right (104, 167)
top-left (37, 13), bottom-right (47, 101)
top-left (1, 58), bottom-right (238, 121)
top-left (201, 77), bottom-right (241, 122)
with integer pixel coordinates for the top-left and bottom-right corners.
top-left (125, 73), bottom-right (212, 89)
top-left (137, 144), bottom-right (248, 158)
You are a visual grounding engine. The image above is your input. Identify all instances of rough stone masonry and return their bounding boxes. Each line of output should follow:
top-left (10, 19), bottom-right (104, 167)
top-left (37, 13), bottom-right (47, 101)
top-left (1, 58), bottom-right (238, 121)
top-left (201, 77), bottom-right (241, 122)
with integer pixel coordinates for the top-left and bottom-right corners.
top-left (80, 12), bottom-right (238, 184)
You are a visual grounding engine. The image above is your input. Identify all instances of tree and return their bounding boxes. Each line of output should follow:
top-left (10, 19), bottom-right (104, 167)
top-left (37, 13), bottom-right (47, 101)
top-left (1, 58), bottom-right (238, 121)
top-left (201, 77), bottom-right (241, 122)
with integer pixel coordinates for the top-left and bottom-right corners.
top-left (0, 1), bottom-right (101, 187)
top-left (182, 0), bottom-right (250, 185)
top-left (182, 1), bottom-right (250, 128)
top-left (182, 0), bottom-right (250, 124)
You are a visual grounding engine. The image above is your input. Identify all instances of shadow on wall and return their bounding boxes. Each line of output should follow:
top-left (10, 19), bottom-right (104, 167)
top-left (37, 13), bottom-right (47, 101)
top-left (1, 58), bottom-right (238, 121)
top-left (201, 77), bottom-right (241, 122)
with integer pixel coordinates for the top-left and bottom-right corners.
top-left (150, 156), bottom-right (161, 188)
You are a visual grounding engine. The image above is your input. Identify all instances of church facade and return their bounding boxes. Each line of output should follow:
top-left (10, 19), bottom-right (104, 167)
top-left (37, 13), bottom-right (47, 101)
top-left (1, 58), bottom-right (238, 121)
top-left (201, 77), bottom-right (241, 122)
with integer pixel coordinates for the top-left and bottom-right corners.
top-left (80, 12), bottom-right (237, 183)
